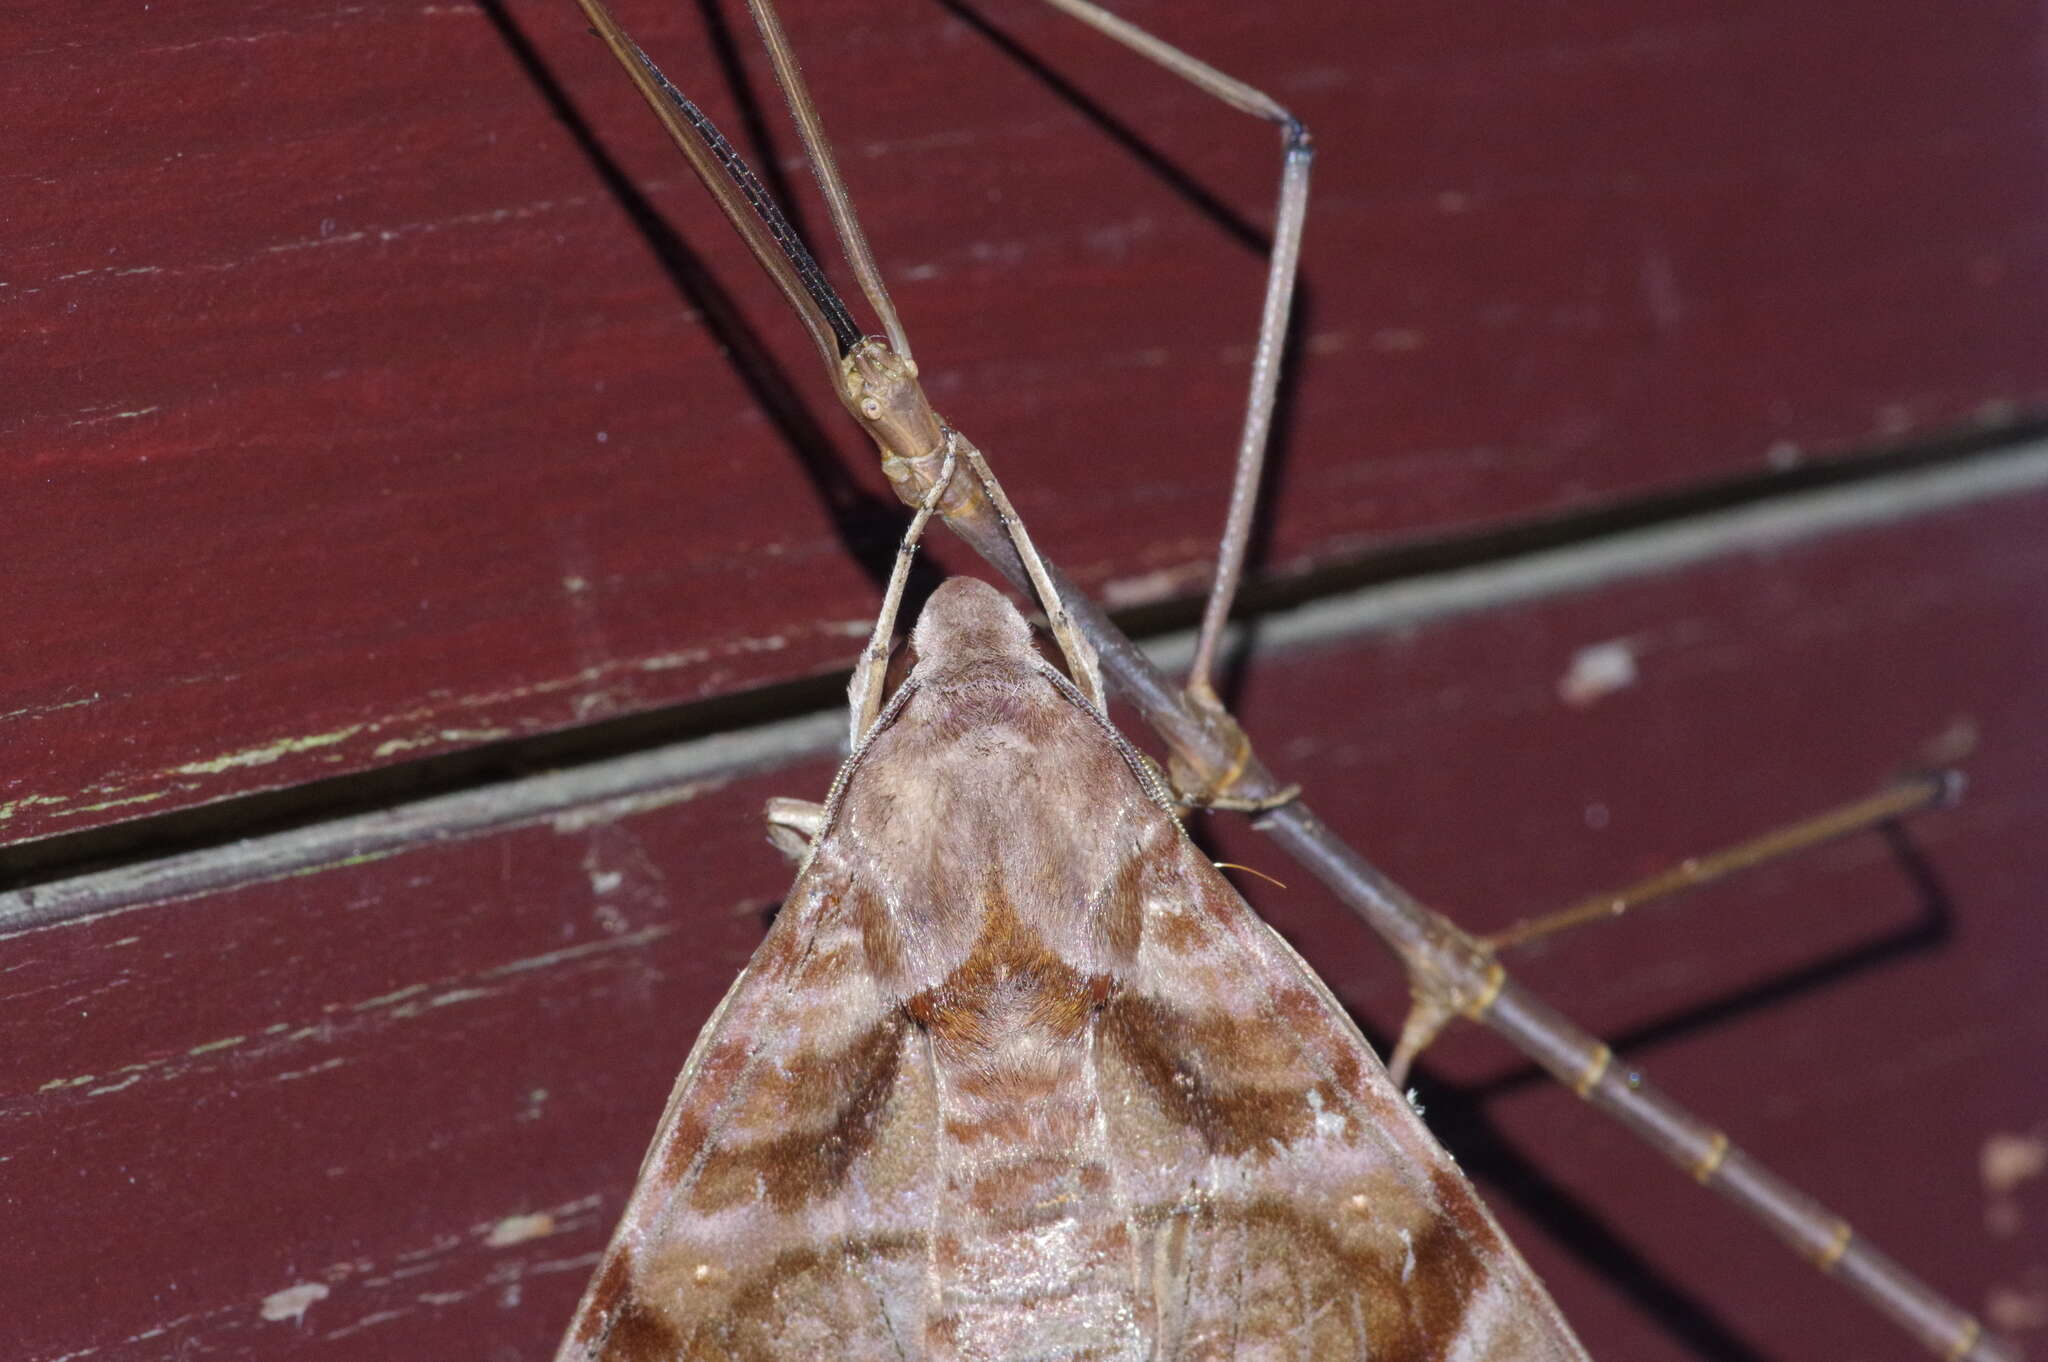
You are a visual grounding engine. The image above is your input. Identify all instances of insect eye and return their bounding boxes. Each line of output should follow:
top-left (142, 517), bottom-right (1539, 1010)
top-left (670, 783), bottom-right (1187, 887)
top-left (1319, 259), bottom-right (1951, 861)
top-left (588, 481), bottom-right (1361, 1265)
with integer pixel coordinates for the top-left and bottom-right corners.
top-left (861, 398), bottom-right (883, 419)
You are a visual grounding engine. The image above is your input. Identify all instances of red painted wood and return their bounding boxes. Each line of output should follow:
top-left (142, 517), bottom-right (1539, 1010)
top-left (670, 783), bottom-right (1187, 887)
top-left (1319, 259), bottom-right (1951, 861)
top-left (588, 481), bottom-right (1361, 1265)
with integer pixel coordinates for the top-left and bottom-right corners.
top-left (4, 489), bottom-right (2042, 1360)
top-left (7, 0), bottom-right (2045, 843)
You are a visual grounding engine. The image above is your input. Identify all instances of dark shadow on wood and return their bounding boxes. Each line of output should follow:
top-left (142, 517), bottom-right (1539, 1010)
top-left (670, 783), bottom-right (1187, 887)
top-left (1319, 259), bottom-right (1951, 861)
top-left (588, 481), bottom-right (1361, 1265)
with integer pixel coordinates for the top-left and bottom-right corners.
top-left (1283, 931), bottom-right (1776, 1360)
top-left (1418, 1068), bottom-right (1779, 1362)
top-left (934, 0), bottom-right (1272, 256)
top-left (1458, 820), bottom-right (1954, 1105)
top-left (474, 0), bottom-right (909, 589)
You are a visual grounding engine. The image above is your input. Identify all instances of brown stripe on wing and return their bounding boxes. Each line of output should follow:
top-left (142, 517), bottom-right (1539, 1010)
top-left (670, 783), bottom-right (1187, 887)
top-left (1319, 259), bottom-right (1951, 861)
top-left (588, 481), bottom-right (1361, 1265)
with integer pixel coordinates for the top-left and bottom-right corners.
top-left (1100, 819), bottom-right (1592, 1360)
top-left (1103, 988), bottom-right (1353, 1157)
top-left (1129, 1191), bottom-right (1498, 1361)
top-left (556, 852), bottom-right (944, 1361)
top-left (685, 1012), bottom-right (912, 1213)
top-left (568, 1250), bottom-right (683, 1362)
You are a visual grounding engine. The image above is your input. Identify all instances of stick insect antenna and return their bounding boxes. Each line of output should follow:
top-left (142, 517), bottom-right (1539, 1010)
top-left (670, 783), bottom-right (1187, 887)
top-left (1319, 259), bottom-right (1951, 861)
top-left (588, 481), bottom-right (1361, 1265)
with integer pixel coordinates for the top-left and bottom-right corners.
top-left (576, 0), bottom-right (863, 377)
top-left (743, 0), bottom-right (916, 364)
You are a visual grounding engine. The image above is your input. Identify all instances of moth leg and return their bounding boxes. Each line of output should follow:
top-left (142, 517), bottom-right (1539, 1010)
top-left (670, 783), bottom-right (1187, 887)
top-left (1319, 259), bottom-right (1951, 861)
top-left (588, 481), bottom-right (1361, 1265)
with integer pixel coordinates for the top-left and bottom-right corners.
top-left (958, 444), bottom-right (1107, 716)
top-left (848, 443), bottom-right (958, 747)
top-left (1019, 0), bottom-right (1310, 712)
top-left (763, 795), bottom-right (827, 864)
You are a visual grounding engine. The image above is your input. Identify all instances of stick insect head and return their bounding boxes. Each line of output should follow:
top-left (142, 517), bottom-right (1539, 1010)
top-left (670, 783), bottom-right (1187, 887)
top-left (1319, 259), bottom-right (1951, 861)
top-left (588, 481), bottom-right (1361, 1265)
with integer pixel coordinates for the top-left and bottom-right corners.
top-left (841, 337), bottom-right (947, 476)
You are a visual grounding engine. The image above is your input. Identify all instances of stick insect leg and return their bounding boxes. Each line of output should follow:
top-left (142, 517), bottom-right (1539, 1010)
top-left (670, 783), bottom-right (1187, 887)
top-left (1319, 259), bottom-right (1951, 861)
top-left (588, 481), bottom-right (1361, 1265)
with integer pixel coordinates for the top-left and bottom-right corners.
top-left (1024, 0), bottom-right (1313, 707)
top-left (959, 446), bottom-right (1108, 716)
top-left (847, 445), bottom-right (958, 748)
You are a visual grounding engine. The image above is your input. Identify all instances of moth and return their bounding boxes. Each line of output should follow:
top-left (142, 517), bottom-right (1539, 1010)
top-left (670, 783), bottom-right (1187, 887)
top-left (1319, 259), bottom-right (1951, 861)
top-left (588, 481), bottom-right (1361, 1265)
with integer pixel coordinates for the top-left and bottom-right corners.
top-left (548, 0), bottom-right (1595, 1353)
top-left (555, 443), bottom-right (1591, 1358)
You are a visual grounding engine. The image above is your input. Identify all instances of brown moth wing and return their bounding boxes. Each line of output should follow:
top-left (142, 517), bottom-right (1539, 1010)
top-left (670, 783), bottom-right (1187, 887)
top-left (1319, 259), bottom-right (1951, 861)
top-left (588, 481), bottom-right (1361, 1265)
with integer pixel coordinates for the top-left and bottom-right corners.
top-left (1097, 817), bottom-right (1591, 1360)
top-left (553, 842), bottom-right (944, 1360)
top-left (556, 578), bottom-right (1590, 1360)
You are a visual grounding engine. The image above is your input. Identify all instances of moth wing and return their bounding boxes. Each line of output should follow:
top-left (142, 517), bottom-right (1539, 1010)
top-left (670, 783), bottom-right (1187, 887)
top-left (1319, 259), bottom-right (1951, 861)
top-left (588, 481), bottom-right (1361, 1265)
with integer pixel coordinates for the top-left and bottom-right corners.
top-left (1100, 819), bottom-right (1592, 1361)
top-left (554, 846), bottom-right (938, 1361)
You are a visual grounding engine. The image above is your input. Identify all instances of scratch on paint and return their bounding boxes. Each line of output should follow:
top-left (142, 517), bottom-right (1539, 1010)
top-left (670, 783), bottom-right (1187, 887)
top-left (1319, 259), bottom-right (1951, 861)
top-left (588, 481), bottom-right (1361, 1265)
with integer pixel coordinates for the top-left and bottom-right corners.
top-left (0, 793), bottom-right (72, 823)
top-left (173, 726), bottom-right (367, 775)
top-left (272, 1056), bottom-right (349, 1083)
top-left (481, 923), bottom-right (672, 977)
top-left (0, 693), bottom-right (102, 721)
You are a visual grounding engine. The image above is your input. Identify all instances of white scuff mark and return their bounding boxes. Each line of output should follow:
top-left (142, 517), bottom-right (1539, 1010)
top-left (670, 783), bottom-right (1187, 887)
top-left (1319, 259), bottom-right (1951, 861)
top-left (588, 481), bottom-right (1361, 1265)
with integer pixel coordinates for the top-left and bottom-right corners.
top-left (353, 984), bottom-right (428, 1012)
top-left (588, 869), bottom-right (623, 895)
top-left (1766, 439), bottom-right (1804, 470)
top-left (486, 1212), bottom-right (557, 1247)
top-left (1638, 244), bottom-right (1685, 330)
top-left (38, 1072), bottom-right (97, 1092)
top-left (319, 1306), bottom-right (410, 1340)
top-left (482, 923), bottom-right (673, 977)
top-left (260, 1282), bottom-right (329, 1324)
top-left (1558, 640), bottom-right (1638, 708)
top-left (0, 692), bottom-right (102, 721)
top-left (1982, 1128), bottom-right (2047, 1238)
top-left (1988, 1280), bottom-right (2048, 1332)
top-left (59, 791), bottom-right (169, 819)
top-left (1100, 565), bottom-right (1206, 610)
top-left (272, 1056), bottom-right (348, 1083)
top-left (66, 404), bottom-right (161, 429)
top-left (1981, 1131), bottom-right (2046, 1195)
top-left (427, 987), bottom-right (491, 1008)
top-left (86, 1074), bottom-right (144, 1097)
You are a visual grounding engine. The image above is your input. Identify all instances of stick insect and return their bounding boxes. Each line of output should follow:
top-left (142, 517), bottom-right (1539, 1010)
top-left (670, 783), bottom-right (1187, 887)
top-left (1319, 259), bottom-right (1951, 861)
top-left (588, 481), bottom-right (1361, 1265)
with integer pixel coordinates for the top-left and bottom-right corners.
top-left (551, 1), bottom-right (2024, 1359)
top-left (3, 2), bottom-right (2034, 1359)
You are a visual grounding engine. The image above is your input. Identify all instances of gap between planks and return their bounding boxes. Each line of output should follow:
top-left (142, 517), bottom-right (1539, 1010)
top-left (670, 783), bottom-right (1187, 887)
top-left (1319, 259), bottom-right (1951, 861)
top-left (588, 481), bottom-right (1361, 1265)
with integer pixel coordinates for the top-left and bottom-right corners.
top-left (5, 436), bottom-right (2046, 936)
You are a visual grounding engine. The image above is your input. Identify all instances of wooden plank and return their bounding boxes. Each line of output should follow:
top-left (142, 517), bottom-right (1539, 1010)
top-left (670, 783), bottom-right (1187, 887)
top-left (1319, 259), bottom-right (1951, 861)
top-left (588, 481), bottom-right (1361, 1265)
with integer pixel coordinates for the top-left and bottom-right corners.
top-left (8, 0), bottom-right (2046, 843)
top-left (4, 483), bottom-right (2041, 1359)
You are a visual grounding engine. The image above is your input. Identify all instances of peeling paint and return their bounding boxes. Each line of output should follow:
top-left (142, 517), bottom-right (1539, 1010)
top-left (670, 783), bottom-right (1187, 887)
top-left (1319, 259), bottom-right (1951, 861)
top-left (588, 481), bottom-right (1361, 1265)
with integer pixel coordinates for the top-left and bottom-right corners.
top-left (353, 984), bottom-right (429, 1012)
top-left (38, 1073), bottom-right (97, 1092)
top-left (1558, 640), bottom-right (1639, 707)
top-left (0, 792), bottom-right (73, 823)
top-left (485, 1212), bottom-right (556, 1247)
top-left (259, 1282), bottom-right (329, 1324)
top-left (272, 1056), bottom-right (349, 1083)
top-left (85, 1074), bottom-right (145, 1097)
top-left (0, 693), bottom-right (102, 721)
top-left (1982, 1131), bottom-right (2046, 1195)
top-left (174, 726), bottom-right (366, 776)
top-left (58, 791), bottom-right (169, 818)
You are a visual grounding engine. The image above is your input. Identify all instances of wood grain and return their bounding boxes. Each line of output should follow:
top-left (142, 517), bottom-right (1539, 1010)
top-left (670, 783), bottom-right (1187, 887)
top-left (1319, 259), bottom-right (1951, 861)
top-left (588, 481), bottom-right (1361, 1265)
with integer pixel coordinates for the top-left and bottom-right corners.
top-left (8, 0), bottom-right (2045, 842)
top-left (5, 487), bottom-right (2042, 1360)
